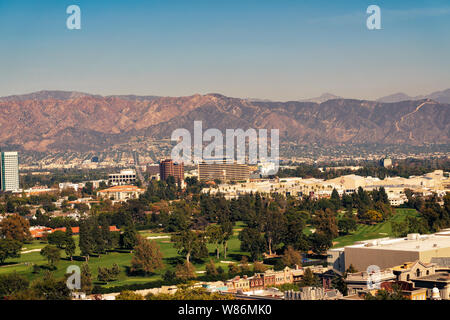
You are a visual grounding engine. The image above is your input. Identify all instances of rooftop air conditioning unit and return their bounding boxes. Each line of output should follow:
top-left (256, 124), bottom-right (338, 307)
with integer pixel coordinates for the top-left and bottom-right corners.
top-left (407, 233), bottom-right (420, 240)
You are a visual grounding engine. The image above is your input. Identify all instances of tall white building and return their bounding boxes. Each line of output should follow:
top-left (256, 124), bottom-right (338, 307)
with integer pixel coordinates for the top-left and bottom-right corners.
top-left (1, 151), bottom-right (19, 191)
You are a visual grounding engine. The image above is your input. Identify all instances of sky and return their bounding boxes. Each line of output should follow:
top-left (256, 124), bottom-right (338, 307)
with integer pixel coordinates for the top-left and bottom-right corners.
top-left (1, 0), bottom-right (450, 101)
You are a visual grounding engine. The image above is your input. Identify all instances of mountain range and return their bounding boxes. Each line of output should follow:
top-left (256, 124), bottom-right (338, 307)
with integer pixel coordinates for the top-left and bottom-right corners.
top-left (377, 88), bottom-right (450, 104)
top-left (0, 90), bottom-right (449, 152)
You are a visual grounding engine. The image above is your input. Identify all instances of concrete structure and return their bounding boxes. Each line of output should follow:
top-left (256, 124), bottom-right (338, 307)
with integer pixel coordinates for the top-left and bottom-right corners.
top-left (198, 159), bottom-right (250, 182)
top-left (202, 170), bottom-right (450, 202)
top-left (225, 266), bottom-right (304, 293)
top-left (97, 185), bottom-right (145, 202)
top-left (392, 260), bottom-right (437, 282)
top-left (108, 169), bottom-right (136, 186)
top-left (328, 231), bottom-right (450, 274)
top-left (411, 268), bottom-right (450, 300)
top-left (59, 182), bottom-right (85, 192)
top-left (0, 151), bottom-right (19, 191)
top-left (159, 159), bottom-right (184, 182)
top-left (345, 269), bottom-right (396, 295)
top-left (284, 287), bottom-right (342, 300)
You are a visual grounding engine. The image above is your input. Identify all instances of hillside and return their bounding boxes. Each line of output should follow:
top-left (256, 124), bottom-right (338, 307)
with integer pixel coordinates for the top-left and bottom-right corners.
top-left (0, 91), bottom-right (449, 152)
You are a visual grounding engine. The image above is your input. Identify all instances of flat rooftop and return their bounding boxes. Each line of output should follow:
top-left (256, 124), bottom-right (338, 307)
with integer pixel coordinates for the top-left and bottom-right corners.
top-left (413, 270), bottom-right (450, 283)
top-left (345, 235), bottom-right (450, 252)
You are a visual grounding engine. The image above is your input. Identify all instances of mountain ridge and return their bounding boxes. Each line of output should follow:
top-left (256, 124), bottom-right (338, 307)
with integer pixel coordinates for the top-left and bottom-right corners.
top-left (0, 91), bottom-right (448, 152)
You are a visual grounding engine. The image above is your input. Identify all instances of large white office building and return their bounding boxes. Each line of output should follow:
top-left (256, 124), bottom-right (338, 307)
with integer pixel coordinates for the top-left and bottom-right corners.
top-left (1, 151), bottom-right (20, 191)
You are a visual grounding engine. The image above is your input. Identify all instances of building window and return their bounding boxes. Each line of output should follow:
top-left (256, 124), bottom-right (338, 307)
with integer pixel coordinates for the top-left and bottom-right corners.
top-left (416, 269), bottom-right (421, 277)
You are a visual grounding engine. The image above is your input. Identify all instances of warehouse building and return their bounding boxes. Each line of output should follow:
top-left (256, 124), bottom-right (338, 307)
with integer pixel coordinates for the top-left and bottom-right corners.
top-left (328, 230), bottom-right (450, 274)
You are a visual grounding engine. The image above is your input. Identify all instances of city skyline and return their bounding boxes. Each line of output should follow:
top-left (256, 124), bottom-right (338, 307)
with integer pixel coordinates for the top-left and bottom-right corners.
top-left (1, 0), bottom-right (450, 100)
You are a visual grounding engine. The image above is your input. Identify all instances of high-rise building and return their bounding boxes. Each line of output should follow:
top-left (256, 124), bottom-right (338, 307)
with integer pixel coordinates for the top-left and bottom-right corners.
top-left (0, 151), bottom-right (19, 191)
top-left (159, 159), bottom-right (184, 182)
top-left (198, 159), bottom-right (250, 182)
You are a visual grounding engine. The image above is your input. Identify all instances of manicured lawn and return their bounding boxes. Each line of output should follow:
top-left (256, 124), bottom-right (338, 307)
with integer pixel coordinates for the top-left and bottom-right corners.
top-left (0, 223), bottom-right (248, 289)
top-left (332, 208), bottom-right (420, 248)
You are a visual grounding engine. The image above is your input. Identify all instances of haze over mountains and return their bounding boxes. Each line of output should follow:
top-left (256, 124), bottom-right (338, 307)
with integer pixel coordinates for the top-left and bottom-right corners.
top-left (0, 90), bottom-right (449, 152)
top-left (377, 88), bottom-right (450, 104)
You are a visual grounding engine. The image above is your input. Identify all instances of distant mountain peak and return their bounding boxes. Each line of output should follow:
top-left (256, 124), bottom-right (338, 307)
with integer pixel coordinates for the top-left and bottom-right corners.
top-left (377, 92), bottom-right (413, 103)
top-left (0, 90), bottom-right (100, 102)
top-left (298, 93), bottom-right (342, 103)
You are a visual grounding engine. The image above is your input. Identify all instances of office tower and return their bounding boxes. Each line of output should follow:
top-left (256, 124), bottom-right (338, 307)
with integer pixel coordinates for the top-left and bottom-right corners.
top-left (0, 151), bottom-right (20, 191)
top-left (159, 159), bottom-right (184, 182)
top-left (198, 158), bottom-right (250, 182)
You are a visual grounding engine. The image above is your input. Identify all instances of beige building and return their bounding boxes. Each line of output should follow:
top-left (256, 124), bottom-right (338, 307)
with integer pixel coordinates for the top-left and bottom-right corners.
top-left (198, 160), bottom-right (250, 182)
top-left (108, 169), bottom-right (137, 186)
top-left (328, 230), bottom-right (450, 273)
top-left (97, 185), bottom-right (145, 202)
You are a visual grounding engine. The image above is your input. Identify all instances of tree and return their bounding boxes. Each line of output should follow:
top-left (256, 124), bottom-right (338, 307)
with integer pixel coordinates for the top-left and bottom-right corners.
top-left (99, 215), bottom-right (112, 251)
top-left (330, 188), bottom-right (341, 210)
top-left (175, 261), bottom-right (196, 281)
top-left (79, 219), bottom-right (95, 260)
top-left (392, 221), bottom-right (409, 237)
top-left (146, 287), bottom-right (235, 300)
top-left (40, 245), bottom-right (61, 269)
top-left (89, 218), bottom-right (105, 256)
top-left (309, 232), bottom-right (332, 254)
top-left (205, 259), bottom-right (218, 277)
top-left (365, 283), bottom-right (407, 300)
top-left (338, 217), bottom-right (357, 235)
top-left (162, 270), bottom-right (177, 283)
top-left (228, 263), bottom-right (241, 277)
top-left (64, 230), bottom-right (76, 261)
top-left (332, 275), bottom-right (348, 296)
top-left (120, 223), bottom-right (139, 251)
top-left (116, 290), bottom-right (144, 300)
top-left (0, 239), bottom-right (22, 264)
top-left (345, 264), bottom-right (358, 275)
top-left (281, 246), bottom-right (302, 268)
top-left (220, 221), bottom-right (233, 259)
top-left (97, 267), bottom-right (110, 283)
top-left (82, 182), bottom-right (94, 195)
top-left (97, 264), bottom-right (120, 283)
top-left (31, 271), bottom-right (71, 300)
top-left (172, 230), bottom-right (200, 264)
top-left (0, 273), bottom-right (29, 298)
top-left (300, 268), bottom-right (319, 287)
top-left (130, 236), bottom-right (164, 274)
top-left (284, 210), bottom-right (307, 250)
top-left (253, 261), bottom-right (267, 273)
top-left (365, 210), bottom-right (383, 223)
top-left (47, 231), bottom-right (67, 249)
top-left (80, 263), bottom-right (93, 294)
top-left (240, 256), bottom-right (250, 274)
top-left (239, 227), bottom-right (266, 261)
top-left (206, 225), bottom-right (223, 259)
top-left (0, 214), bottom-right (31, 242)
top-left (312, 209), bottom-right (338, 239)
top-left (263, 208), bottom-right (287, 256)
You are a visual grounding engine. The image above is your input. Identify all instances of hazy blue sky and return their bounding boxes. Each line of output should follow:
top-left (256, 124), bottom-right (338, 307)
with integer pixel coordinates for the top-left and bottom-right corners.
top-left (1, 0), bottom-right (449, 100)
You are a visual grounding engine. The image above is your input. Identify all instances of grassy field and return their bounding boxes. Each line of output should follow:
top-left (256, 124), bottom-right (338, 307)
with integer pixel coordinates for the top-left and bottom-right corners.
top-left (332, 208), bottom-right (420, 248)
top-left (0, 210), bottom-right (420, 289)
top-left (0, 223), bottom-right (248, 288)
